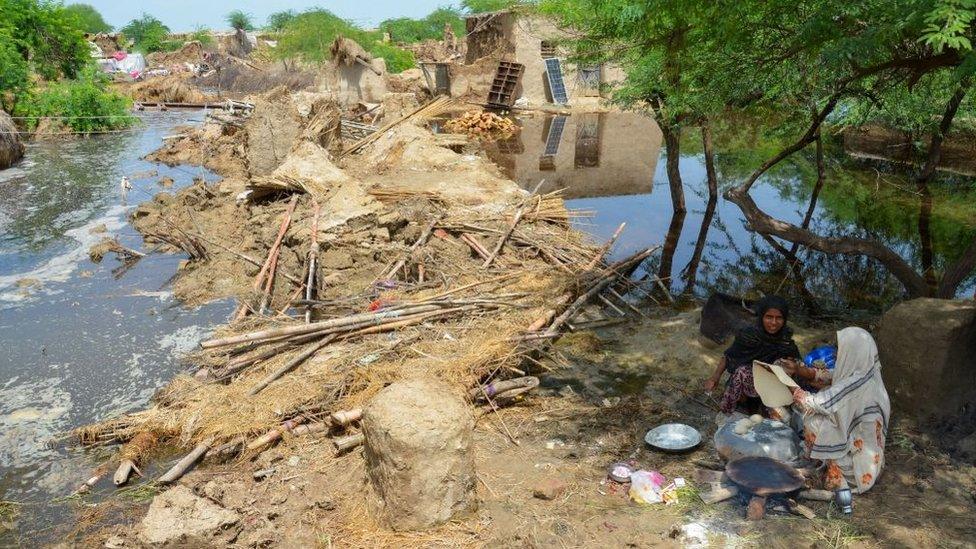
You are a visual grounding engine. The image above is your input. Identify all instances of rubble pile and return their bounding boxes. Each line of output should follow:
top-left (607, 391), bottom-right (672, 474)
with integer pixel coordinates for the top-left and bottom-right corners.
top-left (443, 110), bottom-right (519, 138)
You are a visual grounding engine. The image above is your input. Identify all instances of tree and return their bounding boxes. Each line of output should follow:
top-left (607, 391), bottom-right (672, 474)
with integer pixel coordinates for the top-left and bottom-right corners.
top-left (380, 7), bottom-right (464, 44)
top-left (544, 0), bottom-right (976, 298)
top-left (0, 0), bottom-right (90, 82)
top-left (120, 13), bottom-right (171, 53)
top-left (226, 9), bottom-right (254, 31)
top-left (64, 3), bottom-right (111, 34)
top-left (266, 10), bottom-right (296, 32)
top-left (462, 0), bottom-right (528, 14)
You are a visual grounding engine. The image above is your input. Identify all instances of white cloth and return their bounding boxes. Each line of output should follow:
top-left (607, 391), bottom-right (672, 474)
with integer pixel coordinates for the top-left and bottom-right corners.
top-left (799, 327), bottom-right (890, 492)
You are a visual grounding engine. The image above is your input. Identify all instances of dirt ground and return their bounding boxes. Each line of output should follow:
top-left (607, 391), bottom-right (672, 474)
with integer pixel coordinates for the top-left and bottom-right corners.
top-left (61, 311), bottom-right (976, 548)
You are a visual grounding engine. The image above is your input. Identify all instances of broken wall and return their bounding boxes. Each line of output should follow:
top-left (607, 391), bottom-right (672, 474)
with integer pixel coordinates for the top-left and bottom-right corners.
top-left (318, 59), bottom-right (389, 107)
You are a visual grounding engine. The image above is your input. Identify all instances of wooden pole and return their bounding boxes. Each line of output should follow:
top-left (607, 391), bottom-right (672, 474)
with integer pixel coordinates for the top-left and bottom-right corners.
top-left (234, 196), bottom-right (299, 321)
top-left (158, 439), bottom-right (213, 484)
top-left (482, 180), bottom-right (545, 268)
top-left (305, 200), bottom-right (320, 324)
top-left (248, 335), bottom-right (337, 396)
top-left (382, 218), bottom-right (439, 280)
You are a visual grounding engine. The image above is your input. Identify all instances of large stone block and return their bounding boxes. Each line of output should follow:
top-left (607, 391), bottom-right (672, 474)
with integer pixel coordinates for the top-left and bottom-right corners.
top-left (362, 378), bottom-right (476, 531)
top-left (876, 298), bottom-right (976, 422)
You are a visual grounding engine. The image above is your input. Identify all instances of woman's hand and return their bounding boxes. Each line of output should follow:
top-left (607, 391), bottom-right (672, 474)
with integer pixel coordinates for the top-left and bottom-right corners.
top-left (704, 376), bottom-right (719, 392)
top-left (776, 358), bottom-right (799, 376)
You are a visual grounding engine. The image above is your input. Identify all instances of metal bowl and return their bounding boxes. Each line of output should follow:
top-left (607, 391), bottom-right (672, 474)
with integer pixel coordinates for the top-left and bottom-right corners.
top-left (644, 423), bottom-right (702, 453)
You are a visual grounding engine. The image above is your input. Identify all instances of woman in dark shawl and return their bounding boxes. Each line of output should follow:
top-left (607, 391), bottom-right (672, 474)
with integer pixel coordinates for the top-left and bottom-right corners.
top-left (704, 295), bottom-right (801, 415)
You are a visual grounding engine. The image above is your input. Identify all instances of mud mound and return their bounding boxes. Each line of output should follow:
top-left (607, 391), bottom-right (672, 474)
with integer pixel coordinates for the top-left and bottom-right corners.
top-left (146, 121), bottom-right (248, 180)
top-left (249, 141), bottom-right (354, 200)
top-left (123, 75), bottom-right (211, 103)
top-left (244, 87), bottom-right (304, 176)
top-left (0, 110), bottom-right (24, 169)
top-left (193, 63), bottom-right (316, 99)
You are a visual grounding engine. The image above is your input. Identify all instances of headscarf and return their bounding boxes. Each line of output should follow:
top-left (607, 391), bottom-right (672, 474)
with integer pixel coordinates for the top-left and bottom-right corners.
top-left (723, 295), bottom-right (799, 370)
top-left (806, 327), bottom-right (891, 460)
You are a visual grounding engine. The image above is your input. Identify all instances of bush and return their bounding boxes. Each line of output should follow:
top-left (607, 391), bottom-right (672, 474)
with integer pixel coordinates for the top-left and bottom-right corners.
top-left (14, 68), bottom-right (134, 133)
top-left (275, 8), bottom-right (416, 73)
top-left (64, 3), bottom-right (112, 33)
top-left (120, 13), bottom-right (171, 53)
top-left (380, 7), bottom-right (464, 44)
top-left (190, 26), bottom-right (215, 47)
top-left (266, 10), bottom-right (296, 32)
top-left (0, 0), bottom-right (90, 81)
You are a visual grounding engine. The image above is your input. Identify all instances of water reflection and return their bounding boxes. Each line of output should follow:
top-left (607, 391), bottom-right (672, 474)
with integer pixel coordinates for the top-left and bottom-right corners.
top-left (488, 112), bottom-right (976, 313)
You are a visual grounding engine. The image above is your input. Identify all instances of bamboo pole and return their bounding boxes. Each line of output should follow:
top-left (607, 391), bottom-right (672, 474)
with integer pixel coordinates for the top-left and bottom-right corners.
top-left (113, 460), bottom-right (138, 486)
top-left (584, 222), bottom-right (626, 271)
top-left (246, 417), bottom-right (306, 451)
top-left (330, 409), bottom-right (363, 426)
top-left (482, 180), bottom-right (545, 268)
top-left (158, 439), bottom-right (214, 484)
top-left (305, 200), bottom-right (320, 324)
top-left (202, 304), bottom-right (449, 349)
top-left (234, 196), bottom-right (299, 321)
top-left (247, 335), bottom-right (337, 396)
top-left (333, 433), bottom-right (365, 452)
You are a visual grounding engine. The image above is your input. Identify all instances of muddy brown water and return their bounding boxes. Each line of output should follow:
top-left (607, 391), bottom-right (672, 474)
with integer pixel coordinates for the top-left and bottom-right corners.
top-left (0, 111), bottom-right (232, 544)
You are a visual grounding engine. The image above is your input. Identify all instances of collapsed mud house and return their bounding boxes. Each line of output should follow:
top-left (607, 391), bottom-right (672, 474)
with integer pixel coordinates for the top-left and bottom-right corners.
top-left (452, 10), bottom-right (626, 109)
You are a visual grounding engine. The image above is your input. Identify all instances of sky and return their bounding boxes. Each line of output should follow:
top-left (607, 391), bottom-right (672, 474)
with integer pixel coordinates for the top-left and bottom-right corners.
top-left (83, 0), bottom-right (453, 32)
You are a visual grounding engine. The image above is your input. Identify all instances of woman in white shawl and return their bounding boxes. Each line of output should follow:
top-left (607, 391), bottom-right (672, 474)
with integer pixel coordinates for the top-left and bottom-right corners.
top-left (790, 327), bottom-right (891, 493)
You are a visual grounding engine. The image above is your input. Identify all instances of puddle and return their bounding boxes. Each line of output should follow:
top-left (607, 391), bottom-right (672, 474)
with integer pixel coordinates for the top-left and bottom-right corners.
top-left (488, 112), bottom-right (976, 314)
top-left (0, 111), bottom-right (232, 543)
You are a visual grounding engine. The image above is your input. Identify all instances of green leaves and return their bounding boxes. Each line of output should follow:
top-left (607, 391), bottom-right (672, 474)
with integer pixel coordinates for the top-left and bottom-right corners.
top-left (379, 7), bottom-right (465, 44)
top-left (120, 13), bottom-right (172, 53)
top-left (225, 10), bottom-right (255, 32)
top-left (922, 0), bottom-right (976, 52)
top-left (13, 67), bottom-right (134, 133)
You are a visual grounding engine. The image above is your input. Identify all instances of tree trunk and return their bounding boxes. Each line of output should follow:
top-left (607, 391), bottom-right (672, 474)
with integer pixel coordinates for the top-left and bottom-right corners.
top-left (658, 210), bottom-right (687, 294)
top-left (661, 124), bottom-right (686, 213)
top-left (701, 122), bottom-right (718, 200)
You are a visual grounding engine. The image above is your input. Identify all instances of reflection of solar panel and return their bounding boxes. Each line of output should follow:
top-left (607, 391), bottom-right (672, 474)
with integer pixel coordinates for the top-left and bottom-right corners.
top-left (545, 58), bottom-right (569, 104)
top-left (544, 115), bottom-right (567, 155)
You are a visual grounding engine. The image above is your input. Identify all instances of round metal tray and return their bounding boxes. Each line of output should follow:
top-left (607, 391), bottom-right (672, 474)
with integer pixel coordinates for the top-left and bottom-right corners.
top-left (644, 423), bottom-right (702, 452)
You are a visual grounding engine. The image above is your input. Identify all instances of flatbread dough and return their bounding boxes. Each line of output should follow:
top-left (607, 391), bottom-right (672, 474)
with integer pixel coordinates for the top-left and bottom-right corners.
top-left (752, 361), bottom-right (799, 407)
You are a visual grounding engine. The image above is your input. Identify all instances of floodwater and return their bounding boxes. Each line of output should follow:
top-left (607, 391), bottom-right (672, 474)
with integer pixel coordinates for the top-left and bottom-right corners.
top-left (486, 112), bottom-right (976, 315)
top-left (0, 112), bottom-right (232, 543)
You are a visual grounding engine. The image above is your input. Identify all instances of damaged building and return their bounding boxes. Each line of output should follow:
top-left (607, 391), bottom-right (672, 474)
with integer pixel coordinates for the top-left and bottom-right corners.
top-left (452, 10), bottom-right (626, 109)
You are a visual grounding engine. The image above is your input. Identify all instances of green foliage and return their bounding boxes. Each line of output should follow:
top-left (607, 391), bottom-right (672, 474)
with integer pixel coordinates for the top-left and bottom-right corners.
top-left (274, 8), bottom-right (416, 73)
top-left (190, 26), bottom-right (215, 47)
top-left (0, 28), bottom-right (29, 110)
top-left (380, 7), bottom-right (464, 44)
top-left (923, 0), bottom-right (976, 52)
top-left (0, 0), bottom-right (91, 82)
top-left (120, 13), bottom-right (172, 53)
top-left (266, 10), bottom-right (296, 32)
top-left (63, 3), bottom-right (111, 33)
top-left (226, 9), bottom-right (254, 31)
top-left (13, 67), bottom-right (134, 133)
top-left (462, 0), bottom-right (527, 13)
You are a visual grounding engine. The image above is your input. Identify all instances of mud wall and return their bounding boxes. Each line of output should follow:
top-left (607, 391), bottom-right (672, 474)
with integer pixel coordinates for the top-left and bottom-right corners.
top-left (317, 59), bottom-right (389, 107)
top-left (486, 112), bottom-right (662, 198)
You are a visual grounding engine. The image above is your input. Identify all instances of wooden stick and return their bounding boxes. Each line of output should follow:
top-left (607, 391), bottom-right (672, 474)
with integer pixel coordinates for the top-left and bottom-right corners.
top-left (607, 287), bottom-right (647, 317)
top-left (483, 180), bottom-right (545, 268)
top-left (584, 222), bottom-right (626, 270)
top-left (383, 218), bottom-right (439, 280)
top-left (598, 294), bottom-right (627, 316)
top-left (113, 460), bottom-right (138, 486)
top-left (459, 233), bottom-right (491, 260)
top-left (305, 200), bottom-right (320, 324)
top-left (234, 196), bottom-right (299, 321)
top-left (248, 335), bottom-right (337, 396)
top-left (331, 409), bottom-right (363, 426)
top-left (202, 304), bottom-right (449, 348)
top-left (158, 439), bottom-right (213, 484)
top-left (334, 432), bottom-right (365, 452)
top-left (246, 417), bottom-right (306, 451)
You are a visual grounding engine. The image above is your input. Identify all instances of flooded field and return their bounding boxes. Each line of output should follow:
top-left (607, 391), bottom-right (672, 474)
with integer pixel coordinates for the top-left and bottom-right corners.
top-left (0, 112), bottom-right (232, 543)
top-left (486, 112), bottom-right (976, 315)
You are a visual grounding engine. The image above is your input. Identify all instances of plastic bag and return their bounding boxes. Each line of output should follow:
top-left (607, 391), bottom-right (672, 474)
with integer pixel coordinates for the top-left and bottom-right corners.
top-left (629, 470), bottom-right (666, 504)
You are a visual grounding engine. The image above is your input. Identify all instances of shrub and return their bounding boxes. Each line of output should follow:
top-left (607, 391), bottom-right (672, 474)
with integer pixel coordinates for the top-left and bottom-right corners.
top-left (266, 10), bottom-right (296, 33)
top-left (380, 7), bottom-right (464, 44)
top-left (190, 26), bottom-right (215, 47)
top-left (275, 8), bottom-right (415, 73)
top-left (0, 0), bottom-right (90, 81)
top-left (14, 68), bottom-right (134, 133)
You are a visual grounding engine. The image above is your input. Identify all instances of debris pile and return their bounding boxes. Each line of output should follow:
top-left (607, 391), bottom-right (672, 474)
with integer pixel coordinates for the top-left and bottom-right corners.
top-left (443, 110), bottom-right (519, 138)
top-left (122, 75), bottom-right (211, 104)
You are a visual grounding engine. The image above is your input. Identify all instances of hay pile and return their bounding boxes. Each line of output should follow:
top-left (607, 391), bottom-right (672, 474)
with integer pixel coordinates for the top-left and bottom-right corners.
top-left (443, 110), bottom-right (519, 138)
top-left (0, 110), bottom-right (24, 169)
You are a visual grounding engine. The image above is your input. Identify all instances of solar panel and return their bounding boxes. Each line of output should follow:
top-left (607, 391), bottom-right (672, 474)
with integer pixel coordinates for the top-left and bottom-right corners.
top-left (545, 58), bottom-right (569, 104)
top-left (544, 115), bottom-right (567, 156)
